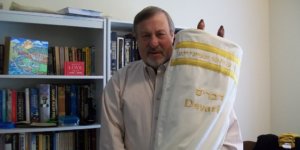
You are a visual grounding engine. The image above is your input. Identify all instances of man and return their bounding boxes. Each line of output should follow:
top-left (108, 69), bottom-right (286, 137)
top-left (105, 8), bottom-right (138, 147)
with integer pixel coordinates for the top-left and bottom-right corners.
top-left (100, 6), bottom-right (243, 150)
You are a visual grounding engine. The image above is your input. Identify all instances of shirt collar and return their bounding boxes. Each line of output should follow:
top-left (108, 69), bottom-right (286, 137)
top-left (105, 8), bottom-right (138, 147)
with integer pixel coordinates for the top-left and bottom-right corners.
top-left (144, 61), bottom-right (168, 76)
top-left (143, 61), bottom-right (168, 88)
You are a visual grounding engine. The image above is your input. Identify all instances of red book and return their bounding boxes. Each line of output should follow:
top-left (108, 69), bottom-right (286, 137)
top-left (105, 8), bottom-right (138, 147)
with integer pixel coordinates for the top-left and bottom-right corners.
top-left (64, 61), bottom-right (85, 76)
top-left (7, 89), bottom-right (16, 122)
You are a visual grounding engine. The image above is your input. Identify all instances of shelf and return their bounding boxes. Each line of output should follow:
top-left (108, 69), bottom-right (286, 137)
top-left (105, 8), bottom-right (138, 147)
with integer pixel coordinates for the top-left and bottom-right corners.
top-left (0, 124), bottom-right (101, 134)
top-left (109, 19), bottom-right (133, 32)
top-left (0, 9), bottom-right (104, 29)
top-left (0, 75), bottom-right (104, 79)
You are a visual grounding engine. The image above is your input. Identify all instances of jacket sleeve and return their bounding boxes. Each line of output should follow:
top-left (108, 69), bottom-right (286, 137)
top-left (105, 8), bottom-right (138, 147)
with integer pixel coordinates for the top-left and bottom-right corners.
top-left (221, 109), bottom-right (244, 150)
top-left (100, 74), bottom-right (126, 150)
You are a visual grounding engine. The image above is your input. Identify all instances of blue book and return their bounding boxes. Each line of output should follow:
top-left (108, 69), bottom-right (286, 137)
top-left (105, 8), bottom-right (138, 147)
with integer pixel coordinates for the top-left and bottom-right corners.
top-left (110, 32), bottom-right (118, 75)
top-left (70, 84), bottom-right (78, 116)
top-left (0, 89), bottom-right (3, 122)
top-left (30, 88), bottom-right (39, 122)
top-left (30, 133), bottom-right (37, 150)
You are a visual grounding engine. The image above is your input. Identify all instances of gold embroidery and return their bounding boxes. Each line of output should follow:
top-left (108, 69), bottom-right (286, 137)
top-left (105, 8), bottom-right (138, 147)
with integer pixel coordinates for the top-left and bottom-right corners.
top-left (175, 50), bottom-right (233, 69)
top-left (175, 41), bottom-right (240, 65)
top-left (195, 88), bottom-right (224, 101)
top-left (171, 58), bottom-right (238, 83)
top-left (184, 99), bottom-right (220, 113)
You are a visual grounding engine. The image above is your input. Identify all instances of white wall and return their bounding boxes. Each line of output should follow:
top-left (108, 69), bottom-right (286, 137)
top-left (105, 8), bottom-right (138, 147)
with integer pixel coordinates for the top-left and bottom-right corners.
top-left (0, 0), bottom-right (271, 141)
top-left (270, 0), bottom-right (300, 134)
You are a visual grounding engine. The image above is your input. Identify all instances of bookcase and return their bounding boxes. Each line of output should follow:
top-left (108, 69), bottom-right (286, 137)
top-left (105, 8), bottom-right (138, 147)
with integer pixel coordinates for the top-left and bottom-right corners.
top-left (106, 18), bottom-right (138, 81)
top-left (0, 10), bottom-right (105, 149)
top-left (105, 18), bottom-right (182, 81)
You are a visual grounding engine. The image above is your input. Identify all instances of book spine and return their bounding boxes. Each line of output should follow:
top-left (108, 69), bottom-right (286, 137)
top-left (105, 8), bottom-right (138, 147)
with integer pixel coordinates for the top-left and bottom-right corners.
top-left (30, 88), bottom-right (40, 122)
top-left (50, 84), bottom-right (58, 123)
top-left (71, 47), bottom-right (77, 61)
top-left (57, 85), bottom-right (66, 117)
top-left (117, 36), bottom-right (125, 69)
top-left (64, 47), bottom-right (69, 63)
top-left (70, 84), bottom-right (78, 116)
top-left (4, 134), bottom-right (13, 150)
top-left (90, 46), bottom-right (96, 75)
top-left (6, 89), bottom-right (12, 122)
top-left (111, 32), bottom-right (117, 75)
top-left (38, 84), bottom-right (51, 123)
top-left (38, 134), bottom-right (43, 150)
top-left (59, 47), bottom-right (65, 75)
top-left (65, 85), bottom-right (70, 115)
top-left (1, 89), bottom-right (6, 122)
top-left (24, 88), bottom-right (30, 123)
top-left (16, 91), bottom-right (26, 123)
top-left (30, 133), bottom-right (37, 150)
top-left (47, 47), bottom-right (54, 75)
top-left (3, 37), bottom-right (11, 74)
top-left (19, 133), bottom-right (26, 150)
top-left (124, 36), bottom-right (132, 66)
top-left (54, 46), bottom-right (60, 75)
top-left (0, 90), bottom-right (3, 122)
top-left (83, 47), bottom-right (91, 75)
top-left (0, 44), bottom-right (4, 74)
top-left (11, 89), bottom-right (17, 122)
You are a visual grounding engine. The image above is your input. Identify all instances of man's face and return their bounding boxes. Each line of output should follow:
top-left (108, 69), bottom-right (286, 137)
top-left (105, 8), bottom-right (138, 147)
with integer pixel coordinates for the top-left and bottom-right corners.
top-left (135, 12), bottom-right (174, 69)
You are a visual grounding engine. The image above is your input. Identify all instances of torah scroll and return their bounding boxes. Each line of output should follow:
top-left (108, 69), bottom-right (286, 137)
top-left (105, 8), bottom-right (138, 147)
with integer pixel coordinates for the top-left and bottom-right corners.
top-left (154, 29), bottom-right (243, 150)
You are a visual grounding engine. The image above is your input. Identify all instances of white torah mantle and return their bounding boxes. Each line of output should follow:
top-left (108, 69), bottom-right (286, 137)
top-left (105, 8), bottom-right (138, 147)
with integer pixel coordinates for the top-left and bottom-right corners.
top-left (154, 29), bottom-right (243, 150)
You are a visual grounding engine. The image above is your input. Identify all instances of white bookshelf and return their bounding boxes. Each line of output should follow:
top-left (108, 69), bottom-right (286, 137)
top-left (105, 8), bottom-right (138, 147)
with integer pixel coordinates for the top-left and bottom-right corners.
top-left (0, 124), bottom-right (101, 134)
top-left (0, 9), bottom-right (106, 149)
top-left (106, 18), bottom-right (134, 81)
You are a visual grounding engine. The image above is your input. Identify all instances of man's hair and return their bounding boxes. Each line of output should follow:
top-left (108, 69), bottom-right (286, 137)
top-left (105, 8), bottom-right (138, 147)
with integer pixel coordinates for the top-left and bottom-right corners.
top-left (133, 6), bottom-right (175, 35)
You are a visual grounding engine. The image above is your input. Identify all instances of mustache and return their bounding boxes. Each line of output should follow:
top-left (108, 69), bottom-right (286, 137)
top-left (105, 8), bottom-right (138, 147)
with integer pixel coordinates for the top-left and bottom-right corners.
top-left (146, 47), bottom-right (164, 53)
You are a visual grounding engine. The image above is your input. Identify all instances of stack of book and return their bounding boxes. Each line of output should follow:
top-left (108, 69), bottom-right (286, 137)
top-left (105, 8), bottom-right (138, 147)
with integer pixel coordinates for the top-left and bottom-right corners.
top-left (58, 7), bottom-right (102, 18)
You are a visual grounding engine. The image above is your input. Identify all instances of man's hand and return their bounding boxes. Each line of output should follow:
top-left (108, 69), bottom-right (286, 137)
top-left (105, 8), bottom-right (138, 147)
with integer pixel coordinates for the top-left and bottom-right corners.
top-left (197, 19), bottom-right (224, 38)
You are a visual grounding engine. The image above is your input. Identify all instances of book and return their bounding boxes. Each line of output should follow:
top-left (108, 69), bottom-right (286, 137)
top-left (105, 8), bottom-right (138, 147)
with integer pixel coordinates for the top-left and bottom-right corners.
top-left (24, 88), bottom-right (30, 124)
top-left (111, 32), bottom-right (118, 75)
top-left (0, 89), bottom-right (5, 122)
top-left (69, 84), bottom-right (78, 116)
top-left (16, 91), bottom-right (26, 123)
top-left (30, 122), bottom-right (57, 127)
top-left (47, 47), bottom-right (54, 75)
top-left (0, 45), bottom-right (4, 74)
top-left (38, 84), bottom-right (50, 123)
top-left (30, 133), bottom-right (37, 150)
top-left (4, 37), bottom-right (49, 75)
top-left (54, 46), bottom-right (60, 75)
top-left (124, 35), bottom-right (132, 66)
top-left (57, 85), bottom-right (66, 117)
top-left (64, 61), bottom-right (85, 76)
top-left (82, 47), bottom-right (91, 75)
top-left (49, 85), bottom-right (58, 123)
top-left (58, 7), bottom-right (102, 18)
top-left (117, 36), bottom-right (124, 69)
top-left (59, 46), bottom-right (65, 75)
top-left (29, 88), bottom-right (40, 122)
top-left (19, 133), bottom-right (26, 150)
top-left (7, 89), bottom-right (17, 123)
